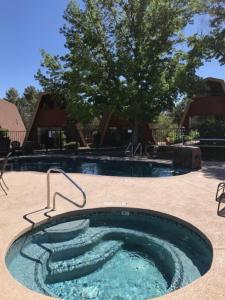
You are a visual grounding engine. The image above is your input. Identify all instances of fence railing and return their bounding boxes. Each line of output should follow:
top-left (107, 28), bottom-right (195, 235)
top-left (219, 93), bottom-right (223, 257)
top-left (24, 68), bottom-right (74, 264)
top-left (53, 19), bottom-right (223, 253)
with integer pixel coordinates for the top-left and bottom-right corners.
top-left (152, 127), bottom-right (199, 145)
top-left (0, 130), bottom-right (28, 144)
top-left (0, 129), bottom-right (90, 154)
top-left (0, 127), bottom-right (200, 156)
top-left (152, 127), bottom-right (184, 145)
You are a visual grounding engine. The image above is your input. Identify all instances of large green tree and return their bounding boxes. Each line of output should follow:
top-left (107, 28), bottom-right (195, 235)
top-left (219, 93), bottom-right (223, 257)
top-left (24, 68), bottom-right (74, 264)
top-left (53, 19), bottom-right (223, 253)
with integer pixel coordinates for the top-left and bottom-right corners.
top-left (22, 86), bottom-right (39, 128)
top-left (202, 0), bottom-right (225, 65)
top-left (5, 88), bottom-right (20, 105)
top-left (36, 0), bottom-right (204, 143)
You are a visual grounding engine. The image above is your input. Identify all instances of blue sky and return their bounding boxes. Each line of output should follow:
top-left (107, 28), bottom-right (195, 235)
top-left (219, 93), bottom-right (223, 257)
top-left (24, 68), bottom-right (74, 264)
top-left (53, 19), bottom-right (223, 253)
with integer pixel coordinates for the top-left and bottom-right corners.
top-left (0, 0), bottom-right (224, 98)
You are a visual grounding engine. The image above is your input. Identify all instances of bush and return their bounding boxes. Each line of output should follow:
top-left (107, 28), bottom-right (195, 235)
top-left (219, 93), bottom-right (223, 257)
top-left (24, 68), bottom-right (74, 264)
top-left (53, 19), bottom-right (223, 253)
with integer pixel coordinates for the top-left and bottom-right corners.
top-left (64, 141), bottom-right (80, 150)
top-left (0, 128), bottom-right (9, 138)
top-left (184, 130), bottom-right (200, 142)
top-left (0, 129), bottom-right (10, 154)
top-left (195, 117), bottom-right (225, 138)
top-left (167, 130), bottom-right (183, 144)
top-left (189, 130), bottom-right (200, 140)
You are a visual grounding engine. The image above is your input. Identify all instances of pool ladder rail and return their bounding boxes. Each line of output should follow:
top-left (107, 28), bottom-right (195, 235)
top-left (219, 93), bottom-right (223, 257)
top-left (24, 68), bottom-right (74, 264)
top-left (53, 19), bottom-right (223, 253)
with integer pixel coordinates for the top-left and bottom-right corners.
top-left (125, 142), bottom-right (134, 156)
top-left (134, 143), bottom-right (143, 156)
top-left (46, 168), bottom-right (86, 211)
top-left (125, 142), bottom-right (143, 157)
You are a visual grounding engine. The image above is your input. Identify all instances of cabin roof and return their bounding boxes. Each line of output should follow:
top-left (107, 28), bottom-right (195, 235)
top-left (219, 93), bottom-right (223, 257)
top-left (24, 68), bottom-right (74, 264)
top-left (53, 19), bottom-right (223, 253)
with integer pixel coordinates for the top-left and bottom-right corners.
top-left (0, 99), bottom-right (25, 131)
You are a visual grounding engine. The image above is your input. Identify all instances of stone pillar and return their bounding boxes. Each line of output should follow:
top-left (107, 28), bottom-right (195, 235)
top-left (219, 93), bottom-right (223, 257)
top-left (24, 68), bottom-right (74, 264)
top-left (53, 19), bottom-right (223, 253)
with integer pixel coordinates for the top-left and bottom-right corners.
top-left (173, 146), bottom-right (201, 170)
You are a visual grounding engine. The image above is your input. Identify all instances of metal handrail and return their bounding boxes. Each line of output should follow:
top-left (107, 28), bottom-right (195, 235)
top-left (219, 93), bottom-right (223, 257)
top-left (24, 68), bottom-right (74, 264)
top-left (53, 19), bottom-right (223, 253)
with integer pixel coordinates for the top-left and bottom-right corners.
top-left (125, 142), bottom-right (134, 156)
top-left (134, 143), bottom-right (143, 156)
top-left (46, 168), bottom-right (86, 210)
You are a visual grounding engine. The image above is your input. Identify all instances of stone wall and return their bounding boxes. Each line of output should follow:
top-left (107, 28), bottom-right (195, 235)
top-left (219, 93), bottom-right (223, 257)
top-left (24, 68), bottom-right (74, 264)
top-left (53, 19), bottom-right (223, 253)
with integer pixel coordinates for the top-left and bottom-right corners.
top-left (173, 146), bottom-right (201, 170)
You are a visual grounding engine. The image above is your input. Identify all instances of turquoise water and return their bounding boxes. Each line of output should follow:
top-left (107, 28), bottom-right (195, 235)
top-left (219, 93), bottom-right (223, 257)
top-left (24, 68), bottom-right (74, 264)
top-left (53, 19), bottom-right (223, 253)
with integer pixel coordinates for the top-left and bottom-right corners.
top-left (6, 210), bottom-right (212, 300)
top-left (8, 157), bottom-right (189, 177)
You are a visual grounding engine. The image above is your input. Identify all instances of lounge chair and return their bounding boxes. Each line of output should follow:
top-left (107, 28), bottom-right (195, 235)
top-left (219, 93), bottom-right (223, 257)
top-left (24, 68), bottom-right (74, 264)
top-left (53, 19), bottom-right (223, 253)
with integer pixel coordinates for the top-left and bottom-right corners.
top-left (0, 152), bottom-right (11, 195)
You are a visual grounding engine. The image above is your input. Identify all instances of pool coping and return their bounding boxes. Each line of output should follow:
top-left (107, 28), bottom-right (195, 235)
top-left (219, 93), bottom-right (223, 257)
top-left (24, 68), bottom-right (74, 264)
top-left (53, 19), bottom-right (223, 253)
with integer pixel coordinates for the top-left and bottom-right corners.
top-left (0, 159), bottom-right (225, 299)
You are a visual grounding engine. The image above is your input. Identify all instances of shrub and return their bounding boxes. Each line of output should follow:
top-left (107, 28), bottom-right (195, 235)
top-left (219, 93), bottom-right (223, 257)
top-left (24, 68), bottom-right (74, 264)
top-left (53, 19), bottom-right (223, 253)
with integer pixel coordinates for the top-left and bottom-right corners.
top-left (184, 130), bottom-right (200, 142)
top-left (189, 130), bottom-right (200, 140)
top-left (195, 117), bottom-right (225, 138)
top-left (0, 128), bottom-right (9, 138)
top-left (167, 130), bottom-right (183, 144)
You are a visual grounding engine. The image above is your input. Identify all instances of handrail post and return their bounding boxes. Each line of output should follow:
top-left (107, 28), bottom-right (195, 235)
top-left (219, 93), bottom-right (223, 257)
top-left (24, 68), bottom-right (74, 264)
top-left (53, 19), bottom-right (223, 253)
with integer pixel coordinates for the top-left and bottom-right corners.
top-left (46, 169), bottom-right (51, 209)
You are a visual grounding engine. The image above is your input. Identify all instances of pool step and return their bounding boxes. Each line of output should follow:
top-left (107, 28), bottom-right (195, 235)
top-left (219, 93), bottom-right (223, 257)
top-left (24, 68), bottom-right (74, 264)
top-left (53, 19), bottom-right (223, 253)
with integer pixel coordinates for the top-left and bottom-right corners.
top-left (46, 228), bottom-right (111, 262)
top-left (45, 240), bottom-right (124, 283)
top-left (36, 226), bottom-right (187, 291)
top-left (32, 219), bottom-right (90, 243)
top-left (44, 227), bottom-right (144, 262)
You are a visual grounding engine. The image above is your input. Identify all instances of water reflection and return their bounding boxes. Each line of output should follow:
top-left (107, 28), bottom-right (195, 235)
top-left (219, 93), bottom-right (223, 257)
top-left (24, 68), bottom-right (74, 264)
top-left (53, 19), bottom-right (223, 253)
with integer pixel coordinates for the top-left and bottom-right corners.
top-left (7, 158), bottom-right (188, 177)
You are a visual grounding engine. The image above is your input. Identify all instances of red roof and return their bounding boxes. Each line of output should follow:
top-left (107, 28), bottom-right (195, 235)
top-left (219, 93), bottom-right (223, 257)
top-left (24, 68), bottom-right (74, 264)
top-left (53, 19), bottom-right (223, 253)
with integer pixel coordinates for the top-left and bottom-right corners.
top-left (189, 95), bottom-right (225, 116)
top-left (0, 99), bottom-right (25, 131)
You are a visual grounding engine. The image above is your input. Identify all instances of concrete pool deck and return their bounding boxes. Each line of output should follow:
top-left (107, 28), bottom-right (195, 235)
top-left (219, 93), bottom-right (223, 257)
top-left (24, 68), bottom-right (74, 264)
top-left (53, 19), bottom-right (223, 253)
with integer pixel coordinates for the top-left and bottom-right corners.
top-left (0, 161), bottom-right (225, 299)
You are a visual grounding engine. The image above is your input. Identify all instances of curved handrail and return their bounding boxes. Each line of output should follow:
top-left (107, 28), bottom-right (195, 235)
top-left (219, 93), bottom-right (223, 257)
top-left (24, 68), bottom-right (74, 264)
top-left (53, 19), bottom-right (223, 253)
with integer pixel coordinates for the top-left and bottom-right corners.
top-left (125, 142), bottom-right (134, 156)
top-left (46, 168), bottom-right (86, 210)
top-left (134, 143), bottom-right (143, 156)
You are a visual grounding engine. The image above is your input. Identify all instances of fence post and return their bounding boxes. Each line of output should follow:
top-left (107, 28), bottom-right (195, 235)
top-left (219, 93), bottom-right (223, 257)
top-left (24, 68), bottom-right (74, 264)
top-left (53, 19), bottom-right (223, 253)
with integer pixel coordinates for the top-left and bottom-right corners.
top-left (59, 130), bottom-right (62, 151)
top-left (181, 127), bottom-right (185, 145)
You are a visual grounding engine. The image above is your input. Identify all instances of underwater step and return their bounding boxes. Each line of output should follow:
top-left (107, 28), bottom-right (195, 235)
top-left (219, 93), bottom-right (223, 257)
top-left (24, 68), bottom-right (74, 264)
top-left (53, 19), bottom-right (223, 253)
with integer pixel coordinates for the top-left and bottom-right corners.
top-left (32, 219), bottom-right (90, 243)
top-left (45, 240), bottom-right (124, 283)
top-left (47, 228), bottom-right (111, 262)
top-left (12, 227), bottom-right (201, 297)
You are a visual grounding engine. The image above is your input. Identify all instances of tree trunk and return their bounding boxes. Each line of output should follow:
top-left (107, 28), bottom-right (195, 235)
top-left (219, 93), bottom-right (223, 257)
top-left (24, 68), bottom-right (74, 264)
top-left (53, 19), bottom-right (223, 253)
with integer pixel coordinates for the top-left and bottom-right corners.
top-left (75, 122), bottom-right (87, 147)
top-left (99, 112), bottom-right (112, 146)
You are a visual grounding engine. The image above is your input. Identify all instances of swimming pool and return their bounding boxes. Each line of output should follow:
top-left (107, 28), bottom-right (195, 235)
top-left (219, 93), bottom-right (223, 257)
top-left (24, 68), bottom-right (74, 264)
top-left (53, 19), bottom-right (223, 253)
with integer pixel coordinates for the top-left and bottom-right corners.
top-left (8, 156), bottom-right (189, 177)
top-left (6, 209), bottom-right (212, 300)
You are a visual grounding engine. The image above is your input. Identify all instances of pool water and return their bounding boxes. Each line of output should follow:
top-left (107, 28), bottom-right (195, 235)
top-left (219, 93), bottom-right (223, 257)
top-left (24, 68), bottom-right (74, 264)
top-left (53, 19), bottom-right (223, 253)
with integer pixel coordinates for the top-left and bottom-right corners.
top-left (8, 156), bottom-right (189, 177)
top-left (6, 210), bottom-right (212, 300)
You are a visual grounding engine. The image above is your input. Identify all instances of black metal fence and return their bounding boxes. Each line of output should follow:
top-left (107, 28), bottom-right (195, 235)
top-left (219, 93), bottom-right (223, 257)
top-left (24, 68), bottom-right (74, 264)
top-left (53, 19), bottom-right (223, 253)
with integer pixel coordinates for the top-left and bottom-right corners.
top-left (0, 130), bottom-right (27, 144)
top-left (0, 127), bottom-right (200, 156)
top-left (0, 131), bottom-right (27, 154)
top-left (152, 127), bottom-right (199, 145)
top-left (0, 129), bottom-right (89, 155)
